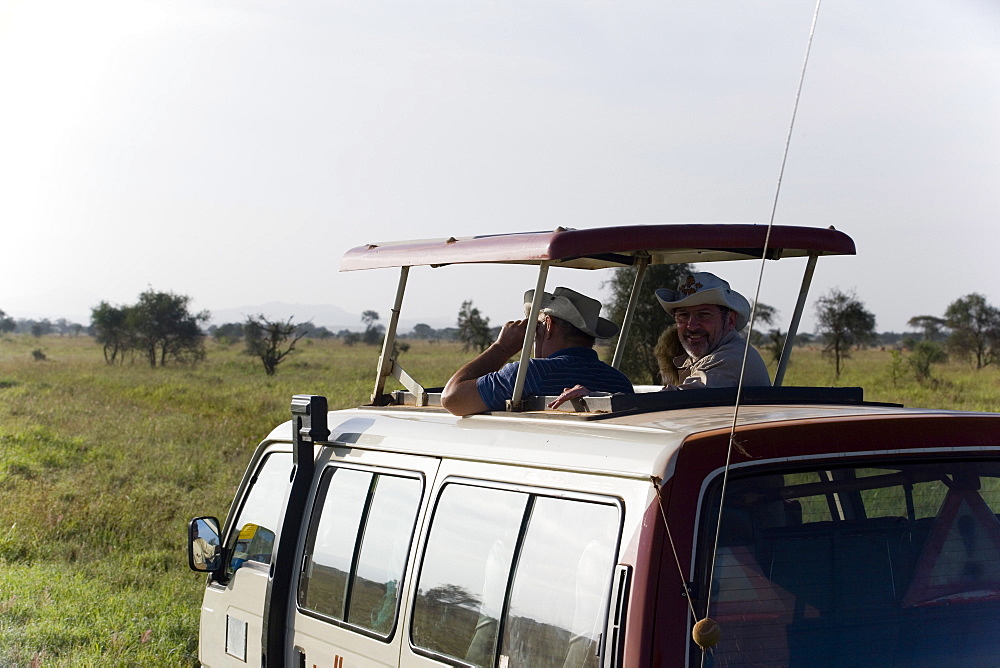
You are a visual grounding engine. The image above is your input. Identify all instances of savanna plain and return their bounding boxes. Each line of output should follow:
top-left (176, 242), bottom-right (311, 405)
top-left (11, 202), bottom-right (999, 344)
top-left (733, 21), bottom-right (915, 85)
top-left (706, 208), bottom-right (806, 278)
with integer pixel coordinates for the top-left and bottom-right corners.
top-left (1, 334), bottom-right (998, 666)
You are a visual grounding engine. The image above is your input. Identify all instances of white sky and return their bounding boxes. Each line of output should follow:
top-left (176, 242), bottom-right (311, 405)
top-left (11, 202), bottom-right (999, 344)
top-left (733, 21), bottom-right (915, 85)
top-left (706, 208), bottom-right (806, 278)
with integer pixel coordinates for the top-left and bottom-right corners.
top-left (1, 0), bottom-right (998, 333)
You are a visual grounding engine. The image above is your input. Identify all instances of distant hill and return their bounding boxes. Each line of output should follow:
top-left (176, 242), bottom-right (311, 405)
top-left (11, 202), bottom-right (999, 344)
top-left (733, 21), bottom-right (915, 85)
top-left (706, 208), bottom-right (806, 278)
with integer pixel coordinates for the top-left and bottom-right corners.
top-left (208, 301), bottom-right (454, 333)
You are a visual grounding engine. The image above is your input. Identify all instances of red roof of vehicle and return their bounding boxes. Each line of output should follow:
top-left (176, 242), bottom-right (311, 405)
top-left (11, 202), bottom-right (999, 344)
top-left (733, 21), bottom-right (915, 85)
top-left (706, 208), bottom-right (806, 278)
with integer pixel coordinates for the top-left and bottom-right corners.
top-left (340, 224), bottom-right (855, 271)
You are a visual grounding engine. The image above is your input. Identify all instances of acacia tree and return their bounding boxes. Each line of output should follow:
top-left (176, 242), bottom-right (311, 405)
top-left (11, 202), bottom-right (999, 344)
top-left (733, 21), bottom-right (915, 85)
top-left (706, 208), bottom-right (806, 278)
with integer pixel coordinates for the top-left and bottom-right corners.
top-left (908, 315), bottom-right (947, 342)
top-left (212, 322), bottom-right (244, 344)
top-left (604, 263), bottom-right (692, 384)
top-left (456, 300), bottom-right (492, 352)
top-left (746, 302), bottom-right (783, 363)
top-left (945, 293), bottom-right (1000, 369)
top-left (91, 301), bottom-right (133, 364)
top-left (814, 288), bottom-right (877, 378)
top-left (129, 289), bottom-right (209, 367)
top-left (411, 323), bottom-right (437, 340)
top-left (30, 320), bottom-right (52, 338)
top-left (762, 328), bottom-right (787, 365)
top-left (244, 315), bottom-right (307, 375)
top-left (750, 302), bottom-right (779, 332)
top-left (0, 309), bottom-right (15, 334)
top-left (361, 310), bottom-right (385, 345)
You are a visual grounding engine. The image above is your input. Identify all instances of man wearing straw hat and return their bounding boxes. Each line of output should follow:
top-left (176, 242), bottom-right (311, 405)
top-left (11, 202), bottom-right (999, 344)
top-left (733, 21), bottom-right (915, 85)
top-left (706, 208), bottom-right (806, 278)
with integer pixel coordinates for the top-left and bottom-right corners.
top-left (441, 287), bottom-right (633, 416)
top-left (654, 272), bottom-right (771, 388)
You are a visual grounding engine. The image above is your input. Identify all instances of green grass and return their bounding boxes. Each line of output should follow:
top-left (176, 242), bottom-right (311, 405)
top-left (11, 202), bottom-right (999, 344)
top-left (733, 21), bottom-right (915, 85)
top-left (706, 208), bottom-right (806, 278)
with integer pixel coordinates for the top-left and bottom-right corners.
top-left (0, 562), bottom-right (196, 667)
top-left (0, 334), bottom-right (997, 665)
top-left (0, 334), bottom-right (467, 666)
top-left (777, 345), bottom-right (1000, 412)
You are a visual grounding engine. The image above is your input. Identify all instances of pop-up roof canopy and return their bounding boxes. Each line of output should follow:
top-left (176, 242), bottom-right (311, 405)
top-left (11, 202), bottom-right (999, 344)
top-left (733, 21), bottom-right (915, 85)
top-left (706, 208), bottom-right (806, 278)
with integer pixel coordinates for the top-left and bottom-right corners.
top-left (339, 224), bottom-right (856, 411)
top-left (341, 223), bottom-right (855, 271)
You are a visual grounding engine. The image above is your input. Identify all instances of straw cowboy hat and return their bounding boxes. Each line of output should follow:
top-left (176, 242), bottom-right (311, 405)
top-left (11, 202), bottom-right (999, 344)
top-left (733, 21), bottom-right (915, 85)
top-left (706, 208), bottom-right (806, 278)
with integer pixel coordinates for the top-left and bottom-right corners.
top-left (523, 287), bottom-right (620, 339)
top-left (654, 272), bottom-right (751, 331)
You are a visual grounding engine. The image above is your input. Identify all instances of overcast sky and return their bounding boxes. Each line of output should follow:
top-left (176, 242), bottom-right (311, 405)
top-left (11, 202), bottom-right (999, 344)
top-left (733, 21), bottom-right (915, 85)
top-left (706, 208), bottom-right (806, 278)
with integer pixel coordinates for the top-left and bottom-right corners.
top-left (2, 0), bottom-right (998, 333)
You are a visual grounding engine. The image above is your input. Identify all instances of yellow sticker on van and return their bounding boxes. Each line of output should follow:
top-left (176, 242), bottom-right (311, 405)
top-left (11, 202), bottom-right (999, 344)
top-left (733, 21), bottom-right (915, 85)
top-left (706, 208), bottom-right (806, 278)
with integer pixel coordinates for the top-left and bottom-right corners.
top-left (238, 523), bottom-right (259, 540)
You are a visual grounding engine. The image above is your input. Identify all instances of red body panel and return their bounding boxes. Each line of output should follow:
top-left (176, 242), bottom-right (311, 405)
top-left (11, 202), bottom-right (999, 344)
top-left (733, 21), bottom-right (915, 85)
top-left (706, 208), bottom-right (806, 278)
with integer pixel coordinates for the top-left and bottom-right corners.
top-left (645, 413), bottom-right (1000, 667)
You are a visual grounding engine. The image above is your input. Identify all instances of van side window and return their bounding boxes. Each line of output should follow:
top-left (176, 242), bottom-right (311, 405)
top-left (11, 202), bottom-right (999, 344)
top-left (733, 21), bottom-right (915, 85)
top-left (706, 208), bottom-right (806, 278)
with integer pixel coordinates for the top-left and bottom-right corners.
top-left (227, 451), bottom-right (293, 575)
top-left (412, 483), bottom-right (621, 668)
top-left (412, 485), bottom-right (528, 663)
top-left (501, 496), bottom-right (619, 666)
top-left (298, 467), bottom-right (422, 638)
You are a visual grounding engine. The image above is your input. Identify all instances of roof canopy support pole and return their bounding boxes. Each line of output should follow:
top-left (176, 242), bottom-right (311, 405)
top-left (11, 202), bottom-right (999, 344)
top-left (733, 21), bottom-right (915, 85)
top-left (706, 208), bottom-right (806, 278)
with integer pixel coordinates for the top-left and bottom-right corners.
top-left (372, 265), bottom-right (409, 404)
top-left (509, 262), bottom-right (550, 411)
top-left (389, 358), bottom-right (427, 406)
top-left (774, 253), bottom-right (818, 387)
top-left (611, 253), bottom-right (650, 370)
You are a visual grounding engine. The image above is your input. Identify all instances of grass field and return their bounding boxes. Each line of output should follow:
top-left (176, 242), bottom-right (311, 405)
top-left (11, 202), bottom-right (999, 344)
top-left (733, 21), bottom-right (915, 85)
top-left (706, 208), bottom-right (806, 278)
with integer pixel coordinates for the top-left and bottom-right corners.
top-left (1, 334), bottom-right (998, 665)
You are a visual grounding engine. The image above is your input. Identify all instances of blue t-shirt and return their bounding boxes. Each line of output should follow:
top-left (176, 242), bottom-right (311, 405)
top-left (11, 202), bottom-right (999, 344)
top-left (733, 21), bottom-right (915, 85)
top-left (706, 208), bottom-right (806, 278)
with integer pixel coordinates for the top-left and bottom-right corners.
top-left (476, 347), bottom-right (633, 411)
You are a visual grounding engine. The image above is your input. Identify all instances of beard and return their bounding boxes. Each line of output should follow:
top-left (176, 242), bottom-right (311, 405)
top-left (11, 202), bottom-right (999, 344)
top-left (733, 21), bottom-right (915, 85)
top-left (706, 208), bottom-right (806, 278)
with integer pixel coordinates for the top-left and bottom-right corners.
top-left (679, 327), bottom-right (724, 360)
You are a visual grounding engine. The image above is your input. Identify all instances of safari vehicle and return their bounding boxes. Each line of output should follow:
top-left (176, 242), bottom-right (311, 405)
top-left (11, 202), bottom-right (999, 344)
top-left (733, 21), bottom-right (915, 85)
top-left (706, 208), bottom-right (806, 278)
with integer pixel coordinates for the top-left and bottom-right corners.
top-left (189, 224), bottom-right (1000, 668)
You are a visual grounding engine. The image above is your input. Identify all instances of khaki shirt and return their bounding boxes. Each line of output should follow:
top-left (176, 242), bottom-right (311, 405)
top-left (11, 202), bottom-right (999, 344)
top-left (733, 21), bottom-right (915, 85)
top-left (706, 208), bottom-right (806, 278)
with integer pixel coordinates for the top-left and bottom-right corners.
top-left (673, 331), bottom-right (771, 388)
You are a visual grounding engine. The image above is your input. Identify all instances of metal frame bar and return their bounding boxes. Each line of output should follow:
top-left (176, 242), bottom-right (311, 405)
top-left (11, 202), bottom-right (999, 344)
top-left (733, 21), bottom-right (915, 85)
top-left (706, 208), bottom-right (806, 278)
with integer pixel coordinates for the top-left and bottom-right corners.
top-left (509, 262), bottom-right (550, 410)
top-left (363, 241), bottom-right (825, 402)
top-left (390, 359), bottom-right (427, 406)
top-left (372, 266), bottom-right (409, 403)
top-left (611, 253), bottom-right (650, 369)
top-left (774, 253), bottom-right (818, 387)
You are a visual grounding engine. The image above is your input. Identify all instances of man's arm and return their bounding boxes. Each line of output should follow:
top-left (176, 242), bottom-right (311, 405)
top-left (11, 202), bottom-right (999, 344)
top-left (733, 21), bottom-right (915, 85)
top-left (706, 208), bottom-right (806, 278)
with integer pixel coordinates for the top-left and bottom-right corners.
top-left (441, 319), bottom-right (528, 416)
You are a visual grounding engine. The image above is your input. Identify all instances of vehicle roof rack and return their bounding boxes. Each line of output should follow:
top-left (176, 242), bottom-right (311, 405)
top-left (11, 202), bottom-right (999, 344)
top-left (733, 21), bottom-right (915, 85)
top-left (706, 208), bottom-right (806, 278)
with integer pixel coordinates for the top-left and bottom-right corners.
top-left (369, 386), bottom-right (900, 420)
top-left (340, 223), bottom-right (857, 410)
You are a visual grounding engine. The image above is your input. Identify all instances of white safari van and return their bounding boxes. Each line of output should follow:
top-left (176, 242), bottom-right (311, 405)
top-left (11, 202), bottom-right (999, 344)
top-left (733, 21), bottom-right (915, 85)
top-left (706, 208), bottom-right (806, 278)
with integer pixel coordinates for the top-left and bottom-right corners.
top-left (189, 225), bottom-right (1000, 667)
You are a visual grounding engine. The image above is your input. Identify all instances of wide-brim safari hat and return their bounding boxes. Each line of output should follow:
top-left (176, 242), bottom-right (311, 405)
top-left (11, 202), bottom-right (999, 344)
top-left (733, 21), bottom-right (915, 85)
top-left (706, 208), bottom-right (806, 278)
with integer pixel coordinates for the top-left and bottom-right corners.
top-left (655, 272), bottom-right (751, 331)
top-left (523, 287), bottom-right (620, 339)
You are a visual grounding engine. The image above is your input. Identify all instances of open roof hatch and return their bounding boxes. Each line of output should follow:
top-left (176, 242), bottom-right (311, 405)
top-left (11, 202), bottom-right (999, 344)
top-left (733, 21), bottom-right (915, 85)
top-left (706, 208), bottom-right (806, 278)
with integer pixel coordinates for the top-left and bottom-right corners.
top-left (339, 223), bottom-right (856, 411)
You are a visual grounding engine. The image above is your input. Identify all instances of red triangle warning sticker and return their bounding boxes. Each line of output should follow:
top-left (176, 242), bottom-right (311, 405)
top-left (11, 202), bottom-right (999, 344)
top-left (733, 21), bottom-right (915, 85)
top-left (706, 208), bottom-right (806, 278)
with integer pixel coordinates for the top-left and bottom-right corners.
top-left (903, 488), bottom-right (1000, 606)
top-left (712, 545), bottom-right (805, 620)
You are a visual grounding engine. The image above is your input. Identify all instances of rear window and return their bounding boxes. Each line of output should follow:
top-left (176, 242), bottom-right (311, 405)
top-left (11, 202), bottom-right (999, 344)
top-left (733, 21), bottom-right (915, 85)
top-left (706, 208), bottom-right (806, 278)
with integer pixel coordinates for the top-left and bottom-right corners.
top-left (411, 483), bottom-right (621, 667)
top-left (695, 460), bottom-right (1000, 667)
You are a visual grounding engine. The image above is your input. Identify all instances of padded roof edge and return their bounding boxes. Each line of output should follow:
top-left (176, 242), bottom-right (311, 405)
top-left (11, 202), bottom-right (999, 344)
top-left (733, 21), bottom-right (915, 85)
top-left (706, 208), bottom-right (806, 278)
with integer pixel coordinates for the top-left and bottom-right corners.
top-left (340, 224), bottom-right (856, 272)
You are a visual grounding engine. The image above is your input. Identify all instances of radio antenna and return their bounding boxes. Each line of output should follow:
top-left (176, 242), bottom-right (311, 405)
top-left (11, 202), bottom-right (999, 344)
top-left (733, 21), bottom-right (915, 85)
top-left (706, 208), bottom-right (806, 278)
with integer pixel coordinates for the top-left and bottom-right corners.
top-left (700, 1), bottom-right (825, 659)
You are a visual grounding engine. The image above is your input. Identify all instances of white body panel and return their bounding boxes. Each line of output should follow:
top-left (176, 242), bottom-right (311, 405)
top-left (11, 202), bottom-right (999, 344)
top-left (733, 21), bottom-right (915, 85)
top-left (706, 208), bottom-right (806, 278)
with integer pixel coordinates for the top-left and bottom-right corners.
top-left (197, 402), bottom-right (998, 667)
top-left (200, 561), bottom-right (269, 666)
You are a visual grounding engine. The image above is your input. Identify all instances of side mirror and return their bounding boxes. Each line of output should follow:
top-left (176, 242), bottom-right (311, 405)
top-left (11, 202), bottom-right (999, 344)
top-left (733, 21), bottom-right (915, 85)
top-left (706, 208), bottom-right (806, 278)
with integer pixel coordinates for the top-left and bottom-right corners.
top-left (188, 516), bottom-right (222, 573)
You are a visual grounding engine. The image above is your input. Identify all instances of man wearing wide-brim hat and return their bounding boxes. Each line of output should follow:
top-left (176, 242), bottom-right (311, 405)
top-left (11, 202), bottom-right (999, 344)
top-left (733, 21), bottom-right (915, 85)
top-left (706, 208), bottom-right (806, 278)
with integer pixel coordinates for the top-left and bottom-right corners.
top-left (442, 287), bottom-right (633, 416)
top-left (654, 272), bottom-right (771, 388)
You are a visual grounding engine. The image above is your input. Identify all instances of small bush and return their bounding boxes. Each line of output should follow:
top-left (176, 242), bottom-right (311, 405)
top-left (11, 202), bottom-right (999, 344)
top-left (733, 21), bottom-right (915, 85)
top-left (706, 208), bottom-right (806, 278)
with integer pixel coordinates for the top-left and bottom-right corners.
top-left (909, 341), bottom-right (948, 385)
